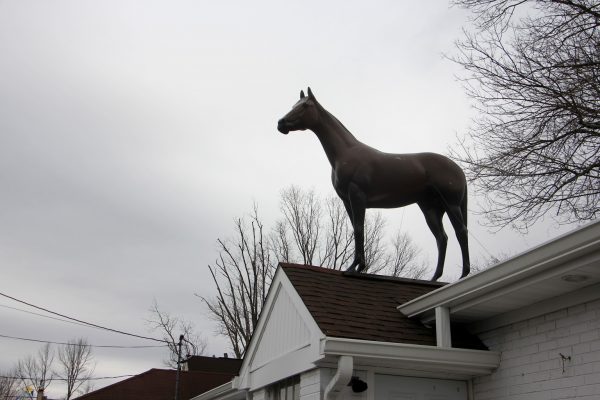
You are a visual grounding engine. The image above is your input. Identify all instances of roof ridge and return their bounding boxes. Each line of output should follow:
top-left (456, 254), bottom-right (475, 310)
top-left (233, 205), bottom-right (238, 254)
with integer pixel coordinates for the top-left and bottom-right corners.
top-left (280, 263), bottom-right (446, 287)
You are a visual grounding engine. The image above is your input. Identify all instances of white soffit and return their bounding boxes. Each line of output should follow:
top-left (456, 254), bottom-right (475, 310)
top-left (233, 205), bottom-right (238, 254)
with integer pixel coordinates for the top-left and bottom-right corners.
top-left (398, 221), bottom-right (600, 324)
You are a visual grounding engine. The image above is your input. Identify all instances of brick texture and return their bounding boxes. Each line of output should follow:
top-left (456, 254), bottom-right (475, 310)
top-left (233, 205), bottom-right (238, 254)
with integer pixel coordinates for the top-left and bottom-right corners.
top-left (300, 369), bottom-right (321, 400)
top-left (473, 299), bottom-right (600, 400)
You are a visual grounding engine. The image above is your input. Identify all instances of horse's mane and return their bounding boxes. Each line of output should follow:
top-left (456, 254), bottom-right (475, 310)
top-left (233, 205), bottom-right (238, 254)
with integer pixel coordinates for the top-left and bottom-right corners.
top-left (315, 101), bottom-right (360, 144)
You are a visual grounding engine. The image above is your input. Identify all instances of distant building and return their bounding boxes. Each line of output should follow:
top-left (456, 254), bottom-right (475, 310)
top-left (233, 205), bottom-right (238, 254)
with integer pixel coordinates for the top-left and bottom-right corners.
top-left (74, 355), bottom-right (241, 400)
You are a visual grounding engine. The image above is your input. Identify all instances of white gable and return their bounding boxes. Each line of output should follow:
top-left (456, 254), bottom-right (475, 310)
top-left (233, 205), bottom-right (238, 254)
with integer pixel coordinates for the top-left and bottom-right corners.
top-left (252, 283), bottom-right (312, 368)
top-left (236, 267), bottom-right (324, 391)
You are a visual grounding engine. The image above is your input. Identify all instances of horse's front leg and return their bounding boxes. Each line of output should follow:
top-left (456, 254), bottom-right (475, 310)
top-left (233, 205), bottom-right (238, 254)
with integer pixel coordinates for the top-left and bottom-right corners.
top-left (345, 183), bottom-right (367, 273)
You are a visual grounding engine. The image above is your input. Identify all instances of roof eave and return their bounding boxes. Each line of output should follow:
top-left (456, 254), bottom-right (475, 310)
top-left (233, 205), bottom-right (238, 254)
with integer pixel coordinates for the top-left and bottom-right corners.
top-left (320, 336), bottom-right (500, 378)
top-left (397, 221), bottom-right (600, 320)
top-left (190, 380), bottom-right (246, 400)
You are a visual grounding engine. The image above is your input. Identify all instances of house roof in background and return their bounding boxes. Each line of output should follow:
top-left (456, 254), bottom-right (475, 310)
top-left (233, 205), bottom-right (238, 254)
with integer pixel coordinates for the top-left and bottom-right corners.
top-left (184, 355), bottom-right (242, 374)
top-left (74, 368), bottom-right (237, 400)
top-left (280, 264), bottom-right (486, 350)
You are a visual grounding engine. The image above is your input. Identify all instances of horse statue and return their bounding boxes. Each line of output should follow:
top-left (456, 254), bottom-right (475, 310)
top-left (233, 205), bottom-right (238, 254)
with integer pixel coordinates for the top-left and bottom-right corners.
top-left (277, 88), bottom-right (470, 281)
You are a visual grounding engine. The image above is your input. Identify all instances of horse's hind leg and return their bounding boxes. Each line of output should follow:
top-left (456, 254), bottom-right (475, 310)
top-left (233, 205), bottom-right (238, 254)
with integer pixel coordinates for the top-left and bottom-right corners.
top-left (446, 202), bottom-right (470, 279)
top-left (345, 183), bottom-right (367, 273)
top-left (419, 202), bottom-right (447, 281)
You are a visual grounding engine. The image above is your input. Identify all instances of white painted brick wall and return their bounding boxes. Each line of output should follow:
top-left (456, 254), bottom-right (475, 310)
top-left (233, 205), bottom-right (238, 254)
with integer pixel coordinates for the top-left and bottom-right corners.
top-left (251, 371), bottom-right (320, 400)
top-left (253, 388), bottom-right (267, 400)
top-left (473, 298), bottom-right (600, 400)
top-left (301, 369), bottom-right (321, 400)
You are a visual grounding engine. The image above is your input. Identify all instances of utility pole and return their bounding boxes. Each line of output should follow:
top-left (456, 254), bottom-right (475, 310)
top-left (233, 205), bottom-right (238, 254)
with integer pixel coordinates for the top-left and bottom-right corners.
top-left (174, 334), bottom-right (184, 400)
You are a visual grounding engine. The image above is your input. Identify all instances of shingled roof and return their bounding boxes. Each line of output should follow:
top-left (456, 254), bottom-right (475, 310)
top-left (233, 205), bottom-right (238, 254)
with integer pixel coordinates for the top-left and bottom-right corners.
top-left (74, 368), bottom-right (237, 400)
top-left (281, 263), bottom-right (486, 350)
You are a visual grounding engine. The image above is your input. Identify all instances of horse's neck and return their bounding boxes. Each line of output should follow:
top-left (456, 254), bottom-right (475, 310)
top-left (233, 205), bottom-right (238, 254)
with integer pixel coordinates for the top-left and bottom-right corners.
top-left (313, 108), bottom-right (360, 167)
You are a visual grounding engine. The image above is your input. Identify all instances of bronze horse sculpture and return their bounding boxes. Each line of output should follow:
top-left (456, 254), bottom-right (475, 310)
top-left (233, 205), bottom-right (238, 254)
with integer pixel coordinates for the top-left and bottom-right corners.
top-left (277, 88), bottom-right (470, 281)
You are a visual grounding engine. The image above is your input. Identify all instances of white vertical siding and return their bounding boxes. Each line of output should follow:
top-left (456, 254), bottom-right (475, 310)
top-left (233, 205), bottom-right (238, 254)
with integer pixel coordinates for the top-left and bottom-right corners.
top-left (252, 283), bottom-right (312, 368)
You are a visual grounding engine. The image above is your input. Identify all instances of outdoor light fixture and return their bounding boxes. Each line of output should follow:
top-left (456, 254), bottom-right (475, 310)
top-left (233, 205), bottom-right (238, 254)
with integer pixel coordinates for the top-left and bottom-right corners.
top-left (348, 376), bottom-right (368, 393)
top-left (561, 274), bottom-right (590, 283)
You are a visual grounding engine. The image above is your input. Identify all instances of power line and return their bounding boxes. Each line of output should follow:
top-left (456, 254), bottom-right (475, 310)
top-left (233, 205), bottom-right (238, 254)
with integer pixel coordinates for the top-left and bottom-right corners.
top-left (0, 291), bottom-right (167, 344)
top-left (0, 333), bottom-right (166, 349)
top-left (0, 303), bottom-right (93, 329)
top-left (0, 374), bottom-right (136, 381)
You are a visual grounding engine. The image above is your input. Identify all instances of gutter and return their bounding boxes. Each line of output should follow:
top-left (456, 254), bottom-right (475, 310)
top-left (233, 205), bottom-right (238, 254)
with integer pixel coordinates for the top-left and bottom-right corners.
top-left (321, 337), bottom-right (499, 377)
top-left (191, 380), bottom-right (246, 400)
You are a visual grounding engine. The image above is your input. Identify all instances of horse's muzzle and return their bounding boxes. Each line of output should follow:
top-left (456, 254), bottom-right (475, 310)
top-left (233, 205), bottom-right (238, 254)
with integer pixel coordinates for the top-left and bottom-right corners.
top-left (277, 119), bottom-right (289, 134)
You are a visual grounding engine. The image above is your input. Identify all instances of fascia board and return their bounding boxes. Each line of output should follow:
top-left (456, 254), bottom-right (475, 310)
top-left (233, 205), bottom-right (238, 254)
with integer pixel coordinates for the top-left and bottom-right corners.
top-left (322, 337), bottom-right (500, 375)
top-left (398, 221), bottom-right (600, 318)
top-left (191, 381), bottom-right (245, 400)
top-left (236, 267), bottom-right (286, 389)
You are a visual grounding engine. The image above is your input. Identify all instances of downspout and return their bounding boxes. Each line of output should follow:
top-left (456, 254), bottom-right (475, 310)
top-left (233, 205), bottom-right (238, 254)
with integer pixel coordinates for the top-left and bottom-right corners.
top-left (324, 355), bottom-right (353, 400)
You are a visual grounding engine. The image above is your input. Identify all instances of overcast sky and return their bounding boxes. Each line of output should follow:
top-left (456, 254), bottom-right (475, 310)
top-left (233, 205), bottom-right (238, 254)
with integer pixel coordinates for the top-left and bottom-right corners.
top-left (0, 1), bottom-right (583, 398)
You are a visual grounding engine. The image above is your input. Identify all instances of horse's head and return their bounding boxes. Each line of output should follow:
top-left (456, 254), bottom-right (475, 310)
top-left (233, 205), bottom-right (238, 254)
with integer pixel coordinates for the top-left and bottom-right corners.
top-left (277, 87), bottom-right (320, 134)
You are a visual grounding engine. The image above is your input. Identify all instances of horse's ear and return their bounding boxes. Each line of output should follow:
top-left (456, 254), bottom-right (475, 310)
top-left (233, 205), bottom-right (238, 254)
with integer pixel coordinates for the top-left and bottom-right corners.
top-left (307, 87), bottom-right (316, 100)
top-left (300, 90), bottom-right (305, 99)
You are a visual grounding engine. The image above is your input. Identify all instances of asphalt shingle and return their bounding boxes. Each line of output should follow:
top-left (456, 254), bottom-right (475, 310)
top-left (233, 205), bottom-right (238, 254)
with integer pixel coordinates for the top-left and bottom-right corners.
top-left (281, 263), bottom-right (486, 350)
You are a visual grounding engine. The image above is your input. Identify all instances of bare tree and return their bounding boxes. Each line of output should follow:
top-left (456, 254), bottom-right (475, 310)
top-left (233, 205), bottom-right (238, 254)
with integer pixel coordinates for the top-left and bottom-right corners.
top-left (470, 250), bottom-right (514, 273)
top-left (363, 212), bottom-right (389, 273)
top-left (0, 368), bottom-right (19, 400)
top-left (147, 300), bottom-right (207, 368)
top-left (319, 195), bottom-right (354, 269)
top-left (16, 343), bottom-right (54, 399)
top-left (200, 205), bottom-right (276, 358)
top-left (279, 186), bottom-right (322, 265)
top-left (450, 0), bottom-right (600, 230)
top-left (78, 381), bottom-right (95, 397)
top-left (201, 187), bottom-right (426, 357)
top-left (56, 338), bottom-right (95, 400)
top-left (385, 231), bottom-right (428, 279)
top-left (276, 186), bottom-right (390, 272)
